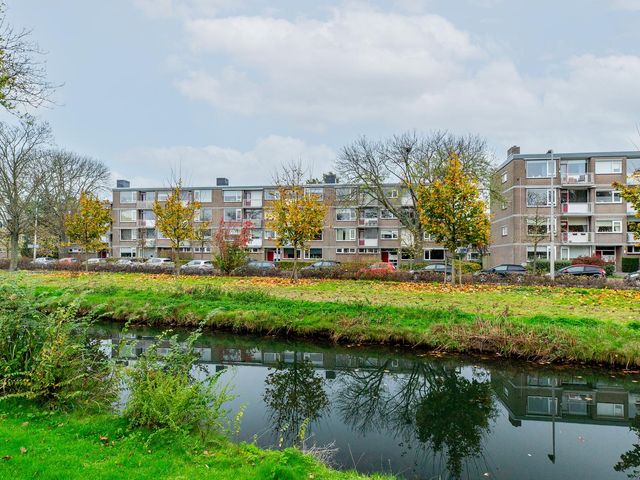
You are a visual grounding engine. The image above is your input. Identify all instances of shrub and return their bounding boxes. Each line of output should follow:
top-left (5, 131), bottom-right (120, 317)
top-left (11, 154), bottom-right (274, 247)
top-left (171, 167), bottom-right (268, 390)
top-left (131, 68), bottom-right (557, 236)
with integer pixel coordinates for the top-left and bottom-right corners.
top-left (604, 263), bottom-right (616, 277)
top-left (572, 255), bottom-right (606, 267)
top-left (525, 260), bottom-right (571, 273)
top-left (454, 261), bottom-right (482, 274)
top-left (622, 257), bottom-right (640, 273)
top-left (124, 328), bottom-right (236, 438)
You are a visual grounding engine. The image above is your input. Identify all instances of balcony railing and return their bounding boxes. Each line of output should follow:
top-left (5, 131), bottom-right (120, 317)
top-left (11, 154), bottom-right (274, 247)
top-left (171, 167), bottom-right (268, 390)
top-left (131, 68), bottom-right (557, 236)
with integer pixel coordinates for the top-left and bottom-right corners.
top-left (358, 238), bottom-right (378, 247)
top-left (136, 201), bottom-right (155, 209)
top-left (243, 219), bottom-right (262, 228)
top-left (144, 239), bottom-right (156, 248)
top-left (243, 199), bottom-right (263, 208)
top-left (561, 232), bottom-right (594, 244)
top-left (358, 218), bottom-right (378, 227)
top-left (561, 203), bottom-right (593, 214)
top-left (137, 219), bottom-right (156, 228)
top-left (560, 172), bottom-right (594, 186)
top-left (248, 238), bottom-right (263, 248)
top-left (628, 203), bottom-right (638, 215)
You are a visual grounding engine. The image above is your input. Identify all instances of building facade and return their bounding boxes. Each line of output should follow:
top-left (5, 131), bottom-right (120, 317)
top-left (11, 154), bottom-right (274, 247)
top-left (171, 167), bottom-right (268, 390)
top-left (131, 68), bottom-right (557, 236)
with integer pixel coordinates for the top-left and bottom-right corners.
top-left (490, 147), bottom-right (640, 269)
top-left (110, 178), bottom-right (453, 265)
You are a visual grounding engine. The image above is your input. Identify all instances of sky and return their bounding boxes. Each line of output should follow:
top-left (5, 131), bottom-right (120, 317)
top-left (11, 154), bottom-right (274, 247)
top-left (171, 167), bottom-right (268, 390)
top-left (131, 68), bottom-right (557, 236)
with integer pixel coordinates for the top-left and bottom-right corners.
top-left (3, 0), bottom-right (640, 187)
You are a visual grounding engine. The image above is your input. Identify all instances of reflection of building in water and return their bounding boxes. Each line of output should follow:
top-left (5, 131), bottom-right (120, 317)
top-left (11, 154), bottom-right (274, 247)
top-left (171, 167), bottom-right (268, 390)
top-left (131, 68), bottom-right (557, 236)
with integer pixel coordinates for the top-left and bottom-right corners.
top-left (493, 371), bottom-right (640, 427)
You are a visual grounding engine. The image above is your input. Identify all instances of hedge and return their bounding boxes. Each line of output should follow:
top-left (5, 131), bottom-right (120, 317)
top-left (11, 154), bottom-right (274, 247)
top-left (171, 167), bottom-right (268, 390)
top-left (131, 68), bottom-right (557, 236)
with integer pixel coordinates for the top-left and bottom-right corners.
top-left (622, 257), bottom-right (640, 273)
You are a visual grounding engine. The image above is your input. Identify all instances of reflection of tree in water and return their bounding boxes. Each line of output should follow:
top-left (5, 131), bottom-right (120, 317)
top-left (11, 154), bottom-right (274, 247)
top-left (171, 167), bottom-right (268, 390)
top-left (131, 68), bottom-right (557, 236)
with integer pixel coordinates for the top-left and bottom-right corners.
top-left (263, 356), bottom-right (329, 446)
top-left (615, 415), bottom-right (640, 478)
top-left (335, 359), bottom-right (496, 479)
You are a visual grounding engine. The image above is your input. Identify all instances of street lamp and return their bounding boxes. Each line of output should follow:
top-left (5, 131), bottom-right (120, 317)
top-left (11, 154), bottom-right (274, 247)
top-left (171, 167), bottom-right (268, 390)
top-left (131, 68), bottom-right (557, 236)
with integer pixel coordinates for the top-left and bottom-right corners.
top-left (548, 150), bottom-right (556, 280)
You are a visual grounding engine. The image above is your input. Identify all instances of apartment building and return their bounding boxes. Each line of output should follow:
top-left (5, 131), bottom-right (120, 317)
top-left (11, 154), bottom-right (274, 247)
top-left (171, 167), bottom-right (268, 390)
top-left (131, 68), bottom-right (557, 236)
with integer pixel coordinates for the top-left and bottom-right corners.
top-left (490, 146), bottom-right (640, 269)
top-left (110, 177), bottom-right (451, 265)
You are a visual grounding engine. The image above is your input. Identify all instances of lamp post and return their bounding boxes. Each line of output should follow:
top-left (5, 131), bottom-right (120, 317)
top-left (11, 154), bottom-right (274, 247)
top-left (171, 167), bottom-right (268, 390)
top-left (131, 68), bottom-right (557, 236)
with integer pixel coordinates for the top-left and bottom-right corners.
top-left (548, 150), bottom-right (556, 280)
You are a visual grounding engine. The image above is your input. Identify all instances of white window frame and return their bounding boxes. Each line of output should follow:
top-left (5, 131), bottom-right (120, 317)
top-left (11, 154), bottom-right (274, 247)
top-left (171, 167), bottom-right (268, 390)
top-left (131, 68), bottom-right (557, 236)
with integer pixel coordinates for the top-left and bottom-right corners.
top-left (595, 190), bottom-right (622, 204)
top-left (223, 208), bottom-right (242, 222)
top-left (119, 209), bottom-right (137, 223)
top-left (596, 220), bottom-right (622, 233)
top-left (595, 159), bottom-right (623, 175)
top-left (385, 188), bottom-right (398, 199)
top-left (526, 188), bottom-right (556, 207)
top-left (336, 247), bottom-right (356, 254)
top-left (380, 208), bottom-right (397, 219)
top-left (304, 187), bottom-right (324, 200)
top-left (223, 190), bottom-right (242, 203)
top-left (156, 191), bottom-right (169, 202)
top-left (120, 228), bottom-right (138, 241)
top-left (336, 208), bottom-right (356, 221)
top-left (335, 187), bottom-right (353, 201)
top-left (501, 225), bottom-right (508, 236)
top-left (336, 228), bottom-right (356, 241)
top-left (193, 189), bottom-right (212, 202)
top-left (380, 229), bottom-right (399, 240)
top-left (119, 191), bottom-right (136, 204)
top-left (119, 247), bottom-right (137, 258)
top-left (526, 159), bottom-right (555, 178)
top-left (501, 172), bottom-right (508, 183)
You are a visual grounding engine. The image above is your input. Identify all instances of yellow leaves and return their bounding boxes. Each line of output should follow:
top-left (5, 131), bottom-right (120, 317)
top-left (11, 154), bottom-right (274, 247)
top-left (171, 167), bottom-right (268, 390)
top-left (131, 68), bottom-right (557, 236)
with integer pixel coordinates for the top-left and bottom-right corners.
top-left (65, 192), bottom-right (111, 254)
top-left (153, 186), bottom-right (200, 250)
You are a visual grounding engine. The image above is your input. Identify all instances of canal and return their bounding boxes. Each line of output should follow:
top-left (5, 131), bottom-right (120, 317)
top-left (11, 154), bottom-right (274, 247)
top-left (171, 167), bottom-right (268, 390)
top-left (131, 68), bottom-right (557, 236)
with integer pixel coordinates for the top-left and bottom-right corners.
top-left (94, 323), bottom-right (640, 480)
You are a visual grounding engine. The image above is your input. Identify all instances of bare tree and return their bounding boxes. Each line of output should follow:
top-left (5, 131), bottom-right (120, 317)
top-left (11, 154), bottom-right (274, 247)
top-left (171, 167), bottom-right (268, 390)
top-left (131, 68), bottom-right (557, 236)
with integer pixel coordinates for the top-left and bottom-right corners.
top-left (39, 149), bottom-right (110, 248)
top-left (0, 2), bottom-right (56, 112)
top-left (526, 206), bottom-right (550, 275)
top-left (0, 118), bottom-right (52, 270)
top-left (337, 131), bottom-right (494, 260)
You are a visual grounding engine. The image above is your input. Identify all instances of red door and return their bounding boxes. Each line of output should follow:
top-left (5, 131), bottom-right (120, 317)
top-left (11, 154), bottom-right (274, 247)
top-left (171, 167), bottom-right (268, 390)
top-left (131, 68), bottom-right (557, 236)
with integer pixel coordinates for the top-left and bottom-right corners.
top-left (381, 251), bottom-right (389, 263)
top-left (266, 250), bottom-right (274, 261)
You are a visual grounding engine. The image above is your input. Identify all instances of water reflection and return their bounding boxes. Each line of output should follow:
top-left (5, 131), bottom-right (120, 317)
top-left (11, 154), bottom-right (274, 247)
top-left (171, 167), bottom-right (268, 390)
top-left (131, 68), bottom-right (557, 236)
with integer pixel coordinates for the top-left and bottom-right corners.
top-left (96, 324), bottom-right (640, 480)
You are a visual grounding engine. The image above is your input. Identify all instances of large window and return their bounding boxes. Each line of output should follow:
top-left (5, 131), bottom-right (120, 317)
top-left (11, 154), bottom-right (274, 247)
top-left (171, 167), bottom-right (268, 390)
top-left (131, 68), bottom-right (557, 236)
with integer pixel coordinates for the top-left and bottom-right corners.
top-left (527, 246), bottom-right (549, 260)
top-left (120, 229), bottom-right (137, 241)
top-left (526, 160), bottom-right (555, 178)
top-left (424, 249), bottom-right (445, 260)
top-left (223, 190), bottom-right (242, 202)
top-left (336, 208), bottom-right (356, 221)
top-left (224, 208), bottom-right (242, 222)
top-left (526, 188), bottom-right (555, 207)
top-left (119, 191), bottom-right (136, 203)
top-left (595, 159), bottom-right (622, 174)
top-left (304, 187), bottom-right (324, 200)
top-left (595, 190), bottom-right (622, 204)
top-left (119, 209), bottom-right (136, 222)
top-left (527, 396), bottom-right (557, 415)
top-left (264, 189), bottom-right (280, 201)
top-left (198, 208), bottom-right (213, 222)
top-left (561, 160), bottom-right (587, 175)
top-left (527, 218), bottom-right (551, 236)
top-left (380, 229), bottom-right (398, 240)
top-left (336, 228), bottom-right (356, 241)
top-left (119, 247), bottom-right (136, 258)
top-left (194, 190), bottom-right (212, 202)
top-left (596, 220), bottom-right (622, 233)
top-left (156, 191), bottom-right (169, 202)
top-left (335, 187), bottom-right (354, 201)
top-left (380, 208), bottom-right (397, 219)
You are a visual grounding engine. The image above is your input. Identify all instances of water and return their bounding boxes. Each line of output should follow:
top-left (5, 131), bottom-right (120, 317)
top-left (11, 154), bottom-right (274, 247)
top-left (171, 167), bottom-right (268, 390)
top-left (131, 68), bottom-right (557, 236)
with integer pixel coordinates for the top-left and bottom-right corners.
top-left (94, 322), bottom-right (640, 480)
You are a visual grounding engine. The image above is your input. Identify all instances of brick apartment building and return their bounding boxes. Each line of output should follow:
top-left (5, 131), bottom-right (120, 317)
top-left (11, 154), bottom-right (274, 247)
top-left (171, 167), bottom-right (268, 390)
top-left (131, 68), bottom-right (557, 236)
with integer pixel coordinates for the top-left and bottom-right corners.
top-left (490, 147), bottom-right (640, 269)
top-left (110, 177), bottom-right (455, 265)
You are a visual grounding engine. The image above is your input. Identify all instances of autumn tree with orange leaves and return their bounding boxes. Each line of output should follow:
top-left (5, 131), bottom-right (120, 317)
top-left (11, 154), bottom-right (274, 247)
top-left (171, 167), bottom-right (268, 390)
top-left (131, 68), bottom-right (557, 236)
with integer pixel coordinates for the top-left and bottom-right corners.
top-left (417, 154), bottom-right (490, 284)
top-left (65, 192), bottom-right (111, 270)
top-left (614, 171), bottom-right (640, 244)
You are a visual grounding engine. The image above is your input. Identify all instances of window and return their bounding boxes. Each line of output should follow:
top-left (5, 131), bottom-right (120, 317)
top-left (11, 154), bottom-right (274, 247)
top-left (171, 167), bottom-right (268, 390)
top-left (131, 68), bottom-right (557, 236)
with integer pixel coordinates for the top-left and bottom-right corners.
top-left (423, 232), bottom-right (435, 242)
top-left (527, 222), bottom-right (548, 236)
top-left (303, 248), bottom-right (323, 259)
top-left (336, 228), bottom-right (356, 241)
top-left (501, 172), bottom-right (508, 183)
top-left (223, 190), bottom-right (242, 202)
top-left (119, 209), bottom-right (136, 222)
top-left (304, 187), bottom-right (324, 200)
top-left (198, 208), bottom-right (213, 222)
top-left (596, 220), bottom-right (622, 233)
top-left (264, 230), bottom-right (277, 240)
top-left (595, 159), bottom-right (622, 174)
top-left (380, 229), bottom-right (398, 240)
top-left (119, 247), bottom-right (136, 258)
top-left (380, 209), bottom-right (397, 219)
top-left (336, 247), bottom-right (356, 254)
top-left (224, 208), bottom-right (242, 222)
top-left (335, 187), bottom-right (353, 201)
top-left (119, 191), bottom-right (136, 203)
top-left (501, 226), bottom-right (508, 236)
top-left (526, 159), bottom-right (555, 178)
top-left (424, 249), bottom-right (445, 260)
top-left (336, 208), bottom-right (356, 221)
top-left (596, 403), bottom-right (624, 418)
top-left (264, 189), bottom-right (280, 201)
top-left (527, 395), bottom-right (557, 415)
top-left (628, 158), bottom-right (640, 183)
top-left (627, 245), bottom-right (640, 254)
top-left (193, 247), bottom-right (212, 253)
top-left (193, 190), bottom-right (212, 202)
top-left (120, 229), bottom-right (137, 241)
top-left (526, 188), bottom-right (555, 207)
top-left (501, 202), bottom-right (508, 210)
top-left (527, 246), bottom-right (549, 260)
top-left (157, 191), bottom-right (169, 202)
top-left (385, 188), bottom-right (398, 198)
top-left (358, 248), bottom-right (379, 254)
top-left (595, 190), bottom-right (622, 204)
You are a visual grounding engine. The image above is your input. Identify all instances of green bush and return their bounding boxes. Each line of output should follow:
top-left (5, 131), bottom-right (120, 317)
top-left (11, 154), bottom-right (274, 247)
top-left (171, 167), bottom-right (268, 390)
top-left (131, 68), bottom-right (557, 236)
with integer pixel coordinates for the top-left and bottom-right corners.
top-left (622, 257), bottom-right (640, 273)
top-left (124, 328), bottom-right (236, 438)
top-left (526, 260), bottom-right (571, 273)
top-left (604, 263), bottom-right (617, 277)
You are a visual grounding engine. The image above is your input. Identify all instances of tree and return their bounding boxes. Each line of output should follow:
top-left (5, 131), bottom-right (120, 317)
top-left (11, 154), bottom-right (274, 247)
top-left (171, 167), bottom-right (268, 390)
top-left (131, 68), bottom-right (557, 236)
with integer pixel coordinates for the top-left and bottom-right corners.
top-left (268, 163), bottom-right (327, 279)
top-left (212, 219), bottom-right (251, 274)
top-left (337, 131), bottom-right (493, 261)
top-left (615, 172), bottom-right (640, 243)
top-left (192, 218), bottom-right (211, 260)
top-left (0, 2), bottom-right (55, 112)
top-left (65, 192), bottom-right (111, 270)
top-left (153, 184), bottom-right (200, 275)
top-left (416, 153), bottom-right (490, 284)
top-left (0, 118), bottom-right (51, 270)
top-left (527, 205), bottom-right (550, 274)
top-left (39, 150), bottom-right (110, 248)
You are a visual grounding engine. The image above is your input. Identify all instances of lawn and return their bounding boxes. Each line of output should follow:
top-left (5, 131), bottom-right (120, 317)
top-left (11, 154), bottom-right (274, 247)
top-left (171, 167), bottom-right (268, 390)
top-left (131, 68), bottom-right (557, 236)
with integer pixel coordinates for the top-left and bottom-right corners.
top-left (2, 270), bottom-right (640, 367)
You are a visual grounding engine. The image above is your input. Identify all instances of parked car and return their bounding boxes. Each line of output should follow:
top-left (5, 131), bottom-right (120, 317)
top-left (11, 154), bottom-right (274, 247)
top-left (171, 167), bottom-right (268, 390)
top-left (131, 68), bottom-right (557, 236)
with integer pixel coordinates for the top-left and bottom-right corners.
top-left (554, 264), bottom-right (606, 278)
top-left (115, 258), bottom-right (136, 266)
top-left (58, 257), bottom-right (79, 264)
top-left (82, 258), bottom-right (107, 266)
top-left (301, 261), bottom-right (341, 271)
top-left (409, 263), bottom-right (452, 280)
top-left (358, 262), bottom-right (396, 275)
top-left (245, 261), bottom-right (277, 271)
top-left (626, 270), bottom-right (640, 286)
top-left (31, 257), bottom-right (57, 266)
top-left (475, 264), bottom-right (527, 281)
top-left (144, 257), bottom-right (175, 268)
top-left (180, 259), bottom-right (214, 272)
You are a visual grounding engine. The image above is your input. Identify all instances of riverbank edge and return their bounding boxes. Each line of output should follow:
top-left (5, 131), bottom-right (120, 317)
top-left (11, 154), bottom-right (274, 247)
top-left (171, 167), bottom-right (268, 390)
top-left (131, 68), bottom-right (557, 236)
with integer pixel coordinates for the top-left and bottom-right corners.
top-left (13, 276), bottom-right (640, 369)
top-left (0, 400), bottom-right (390, 480)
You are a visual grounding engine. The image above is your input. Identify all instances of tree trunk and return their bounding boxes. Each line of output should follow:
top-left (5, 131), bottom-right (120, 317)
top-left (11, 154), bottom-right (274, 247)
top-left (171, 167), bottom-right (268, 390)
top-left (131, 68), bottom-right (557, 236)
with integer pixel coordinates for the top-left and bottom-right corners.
top-left (9, 233), bottom-right (19, 271)
top-left (292, 246), bottom-right (299, 280)
top-left (85, 250), bottom-right (89, 272)
top-left (173, 247), bottom-right (180, 276)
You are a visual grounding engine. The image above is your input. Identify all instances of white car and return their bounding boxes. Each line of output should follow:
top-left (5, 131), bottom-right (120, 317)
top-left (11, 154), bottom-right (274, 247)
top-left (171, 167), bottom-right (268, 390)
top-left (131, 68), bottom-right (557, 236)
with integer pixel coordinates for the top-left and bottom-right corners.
top-left (32, 257), bottom-right (57, 265)
top-left (83, 258), bottom-right (107, 265)
top-left (180, 259), bottom-right (214, 271)
top-left (145, 257), bottom-right (175, 267)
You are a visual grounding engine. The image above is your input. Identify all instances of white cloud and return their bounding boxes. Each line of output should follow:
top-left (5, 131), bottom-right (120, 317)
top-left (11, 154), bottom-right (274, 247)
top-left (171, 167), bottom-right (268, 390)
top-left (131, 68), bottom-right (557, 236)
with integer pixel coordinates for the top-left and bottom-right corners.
top-left (111, 135), bottom-right (336, 188)
top-left (610, 0), bottom-right (640, 11)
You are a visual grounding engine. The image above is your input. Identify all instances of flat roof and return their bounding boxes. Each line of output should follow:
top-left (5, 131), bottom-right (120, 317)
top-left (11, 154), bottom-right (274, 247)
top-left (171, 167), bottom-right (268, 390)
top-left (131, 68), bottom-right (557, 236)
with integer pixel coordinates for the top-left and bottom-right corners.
top-left (498, 150), bottom-right (640, 170)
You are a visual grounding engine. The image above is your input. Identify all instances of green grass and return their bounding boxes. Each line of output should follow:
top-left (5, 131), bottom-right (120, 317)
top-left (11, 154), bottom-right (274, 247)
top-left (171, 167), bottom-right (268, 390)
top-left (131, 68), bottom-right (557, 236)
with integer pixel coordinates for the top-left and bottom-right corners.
top-left (3, 271), bottom-right (640, 366)
top-left (0, 400), bottom-right (386, 480)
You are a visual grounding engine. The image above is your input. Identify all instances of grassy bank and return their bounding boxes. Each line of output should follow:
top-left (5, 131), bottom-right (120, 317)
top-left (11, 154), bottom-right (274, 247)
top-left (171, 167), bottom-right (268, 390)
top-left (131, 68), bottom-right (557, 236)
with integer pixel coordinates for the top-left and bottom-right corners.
top-left (3, 271), bottom-right (640, 367)
top-left (0, 400), bottom-right (386, 480)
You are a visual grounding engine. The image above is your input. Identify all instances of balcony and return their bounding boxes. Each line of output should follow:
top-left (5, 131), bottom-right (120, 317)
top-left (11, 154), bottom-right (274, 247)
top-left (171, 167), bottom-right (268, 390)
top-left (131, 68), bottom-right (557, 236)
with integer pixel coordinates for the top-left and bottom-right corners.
top-left (136, 201), bottom-right (155, 209)
top-left (560, 172), bottom-right (594, 186)
top-left (358, 238), bottom-right (378, 247)
top-left (144, 239), bottom-right (156, 248)
top-left (561, 232), bottom-right (594, 244)
top-left (137, 219), bottom-right (156, 228)
top-left (358, 218), bottom-right (378, 227)
top-left (561, 203), bottom-right (593, 215)
top-left (243, 198), bottom-right (263, 208)
top-left (629, 232), bottom-right (639, 243)
top-left (243, 219), bottom-right (262, 228)
top-left (628, 203), bottom-right (638, 215)
top-left (248, 238), bottom-right (263, 248)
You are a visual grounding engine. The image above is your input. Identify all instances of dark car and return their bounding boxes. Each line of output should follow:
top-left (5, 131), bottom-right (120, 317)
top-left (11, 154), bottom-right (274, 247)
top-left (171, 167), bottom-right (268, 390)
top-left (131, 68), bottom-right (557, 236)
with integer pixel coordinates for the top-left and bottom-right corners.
top-left (475, 264), bottom-right (527, 281)
top-left (301, 261), bottom-right (341, 271)
top-left (409, 263), bottom-right (452, 280)
top-left (555, 264), bottom-right (606, 278)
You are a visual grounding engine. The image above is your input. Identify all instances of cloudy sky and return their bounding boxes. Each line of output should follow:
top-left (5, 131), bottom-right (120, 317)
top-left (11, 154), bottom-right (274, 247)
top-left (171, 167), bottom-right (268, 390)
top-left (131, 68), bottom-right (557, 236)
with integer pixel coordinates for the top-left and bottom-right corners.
top-left (4, 0), bottom-right (640, 187)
